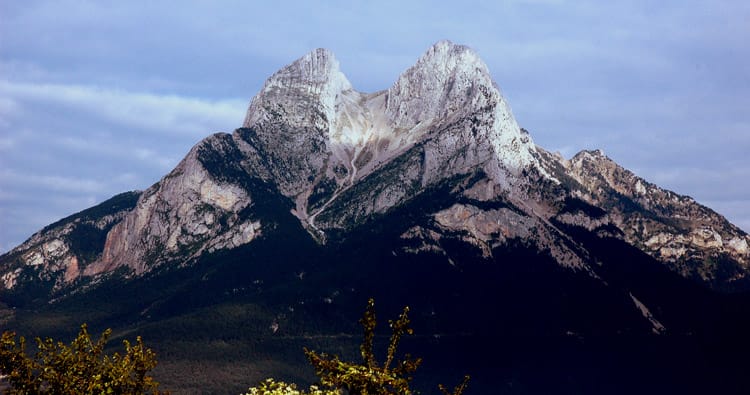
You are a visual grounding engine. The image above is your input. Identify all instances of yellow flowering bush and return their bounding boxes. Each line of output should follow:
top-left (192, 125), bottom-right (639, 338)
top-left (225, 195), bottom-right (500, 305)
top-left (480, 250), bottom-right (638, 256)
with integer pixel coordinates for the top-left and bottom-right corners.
top-left (244, 378), bottom-right (339, 395)
top-left (0, 324), bottom-right (165, 394)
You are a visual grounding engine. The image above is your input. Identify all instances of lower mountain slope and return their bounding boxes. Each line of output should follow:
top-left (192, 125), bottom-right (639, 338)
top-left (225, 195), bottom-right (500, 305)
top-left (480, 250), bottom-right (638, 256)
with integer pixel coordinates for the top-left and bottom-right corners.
top-left (4, 184), bottom-right (750, 394)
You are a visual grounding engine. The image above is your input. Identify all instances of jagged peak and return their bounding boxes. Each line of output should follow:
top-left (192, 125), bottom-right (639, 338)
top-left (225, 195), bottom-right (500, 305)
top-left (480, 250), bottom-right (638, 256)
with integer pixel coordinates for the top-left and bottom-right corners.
top-left (239, 41), bottom-right (542, 187)
top-left (572, 149), bottom-right (609, 163)
top-left (385, 41), bottom-right (497, 129)
top-left (243, 48), bottom-right (352, 128)
top-left (265, 48), bottom-right (350, 88)
top-left (413, 40), bottom-right (490, 78)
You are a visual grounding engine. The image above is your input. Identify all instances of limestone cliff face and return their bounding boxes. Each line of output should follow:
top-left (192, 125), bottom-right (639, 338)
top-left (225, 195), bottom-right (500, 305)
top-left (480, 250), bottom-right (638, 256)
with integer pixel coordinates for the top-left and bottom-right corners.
top-left (1, 41), bottom-right (748, 297)
top-left (384, 41), bottom-right (539, 180)
top-left (87, 133), bottom-right (261, 276)
top-left (240, 48), bottom-right (352, 200)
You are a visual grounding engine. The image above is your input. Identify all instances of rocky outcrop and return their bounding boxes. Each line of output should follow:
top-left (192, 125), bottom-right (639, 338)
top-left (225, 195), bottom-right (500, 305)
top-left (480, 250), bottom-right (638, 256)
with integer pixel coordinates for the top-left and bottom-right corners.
top-left (0, 191), bottom-right (140, 291)
top-left (558, 149), bottom-right (750, 287)
top-left (432, 203), bottom-right (588, 270)
top-left (88, 134), bottom-right (262, 276)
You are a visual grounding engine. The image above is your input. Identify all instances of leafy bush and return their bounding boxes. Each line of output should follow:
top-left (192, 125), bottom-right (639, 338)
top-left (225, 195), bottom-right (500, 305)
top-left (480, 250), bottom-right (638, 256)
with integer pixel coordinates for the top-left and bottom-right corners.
top-left (243, 378), bottom-right (339, 395)
top-left (0, 324), bottom-right (165, 394)
top-left (246, 298), bottom-right (469, 395)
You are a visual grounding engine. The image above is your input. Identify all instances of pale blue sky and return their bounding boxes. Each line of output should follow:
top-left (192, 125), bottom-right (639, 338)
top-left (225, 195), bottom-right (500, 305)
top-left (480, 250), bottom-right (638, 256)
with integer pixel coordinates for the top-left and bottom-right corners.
top-left (1, 0), bottom-right (749, 252)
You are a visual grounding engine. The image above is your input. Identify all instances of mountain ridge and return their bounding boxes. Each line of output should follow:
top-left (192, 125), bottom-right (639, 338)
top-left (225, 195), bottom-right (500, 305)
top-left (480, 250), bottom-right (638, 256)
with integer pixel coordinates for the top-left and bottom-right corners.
top-left (1, 40), bottom-right (748, 301)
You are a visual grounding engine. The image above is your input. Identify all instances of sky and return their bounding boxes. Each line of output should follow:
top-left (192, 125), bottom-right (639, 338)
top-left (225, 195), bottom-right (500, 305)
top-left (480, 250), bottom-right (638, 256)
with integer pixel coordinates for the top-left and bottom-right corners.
top-left (0, 0), bottom-right (748, 252)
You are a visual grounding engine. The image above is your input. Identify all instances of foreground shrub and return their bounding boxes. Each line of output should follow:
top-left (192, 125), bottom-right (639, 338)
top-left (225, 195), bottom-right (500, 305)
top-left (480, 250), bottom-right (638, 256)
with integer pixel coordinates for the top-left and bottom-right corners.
top-left (0, 324), bottom-right (165, 394)
top-left (244, 378), bottom-right (339, 395)
top-left (246, 298), bottom-right (469, 395)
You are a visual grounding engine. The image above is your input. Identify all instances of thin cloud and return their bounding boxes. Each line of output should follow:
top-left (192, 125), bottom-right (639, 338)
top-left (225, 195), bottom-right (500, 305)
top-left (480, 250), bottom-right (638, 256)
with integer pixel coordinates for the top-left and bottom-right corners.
top-left (0, 80), bottom-right (246, 137)
top-left (133, 148), bottom-right (177, 171)
top-left (0, 169), bottom-right (106, 194)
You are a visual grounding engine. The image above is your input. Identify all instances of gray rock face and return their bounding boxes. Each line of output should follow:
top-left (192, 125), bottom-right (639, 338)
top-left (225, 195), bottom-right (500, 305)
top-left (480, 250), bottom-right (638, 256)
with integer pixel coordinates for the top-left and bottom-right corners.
top-left (235, 40), bottom-right (545, 235)
top-left (1, 41), bottom-right (748, 296)
top-left (0, 192), bottom-right (140, 291)
top-left (240, 48), bottom-right (352, 200)
top-left (384, 41), bottom-right (539, 180)
top-left (432, 203), bottom-right (589, 270)
top-left (89, 134), bottom-right (261, 276)
top-left (559, 149), bottom-right (750, 286)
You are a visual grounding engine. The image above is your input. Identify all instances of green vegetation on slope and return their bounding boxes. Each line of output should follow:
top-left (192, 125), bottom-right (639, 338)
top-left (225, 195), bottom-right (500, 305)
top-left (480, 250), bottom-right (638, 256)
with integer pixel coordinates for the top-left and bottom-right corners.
top-left (1, 300), bottom-right (469, 395)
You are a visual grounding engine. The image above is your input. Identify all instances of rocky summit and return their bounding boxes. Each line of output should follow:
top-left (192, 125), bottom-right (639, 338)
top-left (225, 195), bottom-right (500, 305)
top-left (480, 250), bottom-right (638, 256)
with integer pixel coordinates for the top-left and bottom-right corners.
top-left (2, 41), bottom-right (750, 394)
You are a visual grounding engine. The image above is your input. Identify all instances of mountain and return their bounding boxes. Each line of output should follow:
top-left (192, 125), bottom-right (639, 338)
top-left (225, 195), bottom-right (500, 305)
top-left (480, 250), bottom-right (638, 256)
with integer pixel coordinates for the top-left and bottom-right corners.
top-left (2, 41), bottom-right (750, 394)
top-left (3, 40), bottom-right (748, 296)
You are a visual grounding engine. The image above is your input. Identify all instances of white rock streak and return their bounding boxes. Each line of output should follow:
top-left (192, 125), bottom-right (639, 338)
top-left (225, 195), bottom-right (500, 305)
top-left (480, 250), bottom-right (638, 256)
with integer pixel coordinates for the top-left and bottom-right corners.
top-left (629, 292), bottom-right (667, 334)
